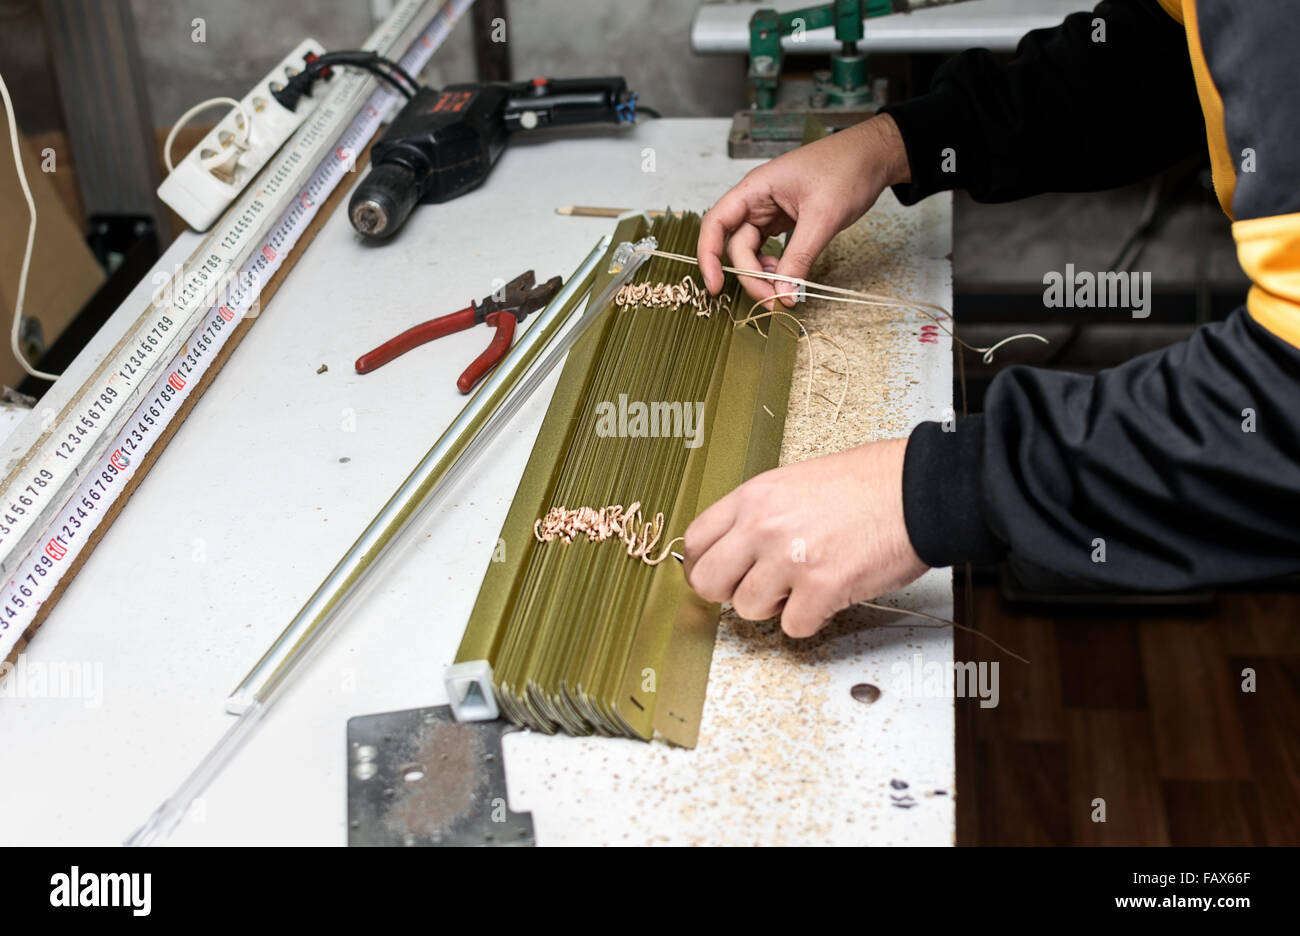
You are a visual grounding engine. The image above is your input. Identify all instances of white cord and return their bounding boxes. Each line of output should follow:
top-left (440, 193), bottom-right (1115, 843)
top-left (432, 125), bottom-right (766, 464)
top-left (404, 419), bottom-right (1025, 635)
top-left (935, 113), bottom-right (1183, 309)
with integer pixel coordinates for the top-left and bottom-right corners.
top-left (163, 96), bottom-right (252, 173)
top-left (1, 68), bottom-right (59, 382)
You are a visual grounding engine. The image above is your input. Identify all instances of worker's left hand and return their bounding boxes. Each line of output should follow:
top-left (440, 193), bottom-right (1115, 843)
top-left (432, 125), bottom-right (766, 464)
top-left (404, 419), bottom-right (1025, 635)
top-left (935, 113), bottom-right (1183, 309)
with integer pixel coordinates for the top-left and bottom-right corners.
top-left (682, 437), bottom-right (928, 637)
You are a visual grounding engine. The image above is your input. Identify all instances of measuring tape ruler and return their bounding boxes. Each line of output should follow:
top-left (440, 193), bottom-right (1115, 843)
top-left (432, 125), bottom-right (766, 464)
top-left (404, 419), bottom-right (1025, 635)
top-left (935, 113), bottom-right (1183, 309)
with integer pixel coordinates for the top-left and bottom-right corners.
top-left (0, 0), bottom-right (436, 580)
top-left (0, 0), bottom-right (474, 662)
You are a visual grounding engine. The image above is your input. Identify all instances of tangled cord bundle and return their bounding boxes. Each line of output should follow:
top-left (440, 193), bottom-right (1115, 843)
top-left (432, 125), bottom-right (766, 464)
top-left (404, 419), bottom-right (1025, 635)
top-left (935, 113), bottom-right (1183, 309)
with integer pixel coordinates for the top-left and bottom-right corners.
top-left (615, 275), bottom-right (732, 318)
top-left (533, 502), bottom-right (681, 566)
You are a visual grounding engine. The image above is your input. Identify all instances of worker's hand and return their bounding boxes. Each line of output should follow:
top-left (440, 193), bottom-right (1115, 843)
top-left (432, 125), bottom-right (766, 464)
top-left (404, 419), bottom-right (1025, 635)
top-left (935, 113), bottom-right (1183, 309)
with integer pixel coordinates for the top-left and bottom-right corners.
top-left (682, 437), bottom-right (927, 638)
top-left (697, 114), bottom-right (911, 311)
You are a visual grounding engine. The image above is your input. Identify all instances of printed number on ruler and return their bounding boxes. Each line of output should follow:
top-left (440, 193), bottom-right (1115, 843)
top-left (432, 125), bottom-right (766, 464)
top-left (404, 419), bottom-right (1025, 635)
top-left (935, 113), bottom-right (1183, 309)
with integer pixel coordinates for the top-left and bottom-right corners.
top-left (2, 316), bottom-right (209, 631)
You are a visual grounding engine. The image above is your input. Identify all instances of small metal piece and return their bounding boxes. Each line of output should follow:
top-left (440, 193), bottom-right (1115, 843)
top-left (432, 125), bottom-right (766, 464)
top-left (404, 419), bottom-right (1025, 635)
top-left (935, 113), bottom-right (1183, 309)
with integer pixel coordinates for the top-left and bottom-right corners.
top-left (609, 236), bottom-right (657, 274)
top-left (850, 683), bottom-right (881, 705)
top-left (347, 705), bottom-right (533, 847)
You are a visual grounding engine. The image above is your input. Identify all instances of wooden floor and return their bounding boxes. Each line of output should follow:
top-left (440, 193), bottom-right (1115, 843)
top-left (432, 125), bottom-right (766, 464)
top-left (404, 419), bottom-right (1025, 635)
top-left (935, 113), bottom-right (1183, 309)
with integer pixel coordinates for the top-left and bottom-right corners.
top-left (955, 581), bottom-right (1300, 845)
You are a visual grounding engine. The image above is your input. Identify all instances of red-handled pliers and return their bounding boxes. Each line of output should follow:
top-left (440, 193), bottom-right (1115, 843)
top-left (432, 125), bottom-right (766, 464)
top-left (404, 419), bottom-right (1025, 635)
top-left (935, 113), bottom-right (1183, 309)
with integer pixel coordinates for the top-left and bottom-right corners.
top-left (355, 270), bottom-right (563, 393)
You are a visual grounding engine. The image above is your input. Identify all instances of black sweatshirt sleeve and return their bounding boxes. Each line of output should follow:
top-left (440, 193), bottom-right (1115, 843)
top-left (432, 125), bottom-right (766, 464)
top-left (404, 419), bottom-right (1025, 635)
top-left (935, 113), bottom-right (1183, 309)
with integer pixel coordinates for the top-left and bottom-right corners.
top-left (878, 0), bottom-right (1206, 204)
top-left (898, 0), bottom-right (1300, 591)
top-left (905, 312), bottom-right (1300, 590)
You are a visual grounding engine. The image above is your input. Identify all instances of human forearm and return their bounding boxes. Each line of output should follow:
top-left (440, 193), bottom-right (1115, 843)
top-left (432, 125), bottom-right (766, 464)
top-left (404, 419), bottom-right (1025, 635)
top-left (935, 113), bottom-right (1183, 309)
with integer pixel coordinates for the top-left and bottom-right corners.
top-left (903, 309), bottom-right (1300, 590)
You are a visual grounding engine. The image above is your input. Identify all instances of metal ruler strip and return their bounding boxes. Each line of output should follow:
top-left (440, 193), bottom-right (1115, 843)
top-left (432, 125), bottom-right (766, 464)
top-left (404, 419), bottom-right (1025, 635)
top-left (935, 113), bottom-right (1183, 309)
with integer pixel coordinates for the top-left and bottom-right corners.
top-left (0, 0), bottom-right (475, 662)
top-left (0, 0), bottom-right (438, 580)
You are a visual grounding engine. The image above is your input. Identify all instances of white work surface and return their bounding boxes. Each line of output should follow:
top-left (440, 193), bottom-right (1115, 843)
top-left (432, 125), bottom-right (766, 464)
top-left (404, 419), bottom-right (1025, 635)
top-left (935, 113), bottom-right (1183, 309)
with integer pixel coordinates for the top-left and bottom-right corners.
top-left (0, 119), bottom-right (953, 846)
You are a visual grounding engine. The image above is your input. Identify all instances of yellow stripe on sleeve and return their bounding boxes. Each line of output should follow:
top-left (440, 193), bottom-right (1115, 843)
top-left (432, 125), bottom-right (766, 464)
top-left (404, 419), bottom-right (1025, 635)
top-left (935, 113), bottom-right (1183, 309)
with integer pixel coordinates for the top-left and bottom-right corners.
top-left (1183, 1), bottom-right (1236, 219)
top-left (1156, 0), bottom-right (1184, 23)
top-left (1236, 212), bottom-right (1300, 349)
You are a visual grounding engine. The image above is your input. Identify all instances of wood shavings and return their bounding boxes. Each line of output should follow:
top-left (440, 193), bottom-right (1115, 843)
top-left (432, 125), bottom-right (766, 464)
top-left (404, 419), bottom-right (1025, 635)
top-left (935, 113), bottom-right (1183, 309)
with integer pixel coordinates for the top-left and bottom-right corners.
top-left (533, 502), bottom-right (682, 566)
top-left (779, 214), bottom-right (930, 460)
top-left (690, 212), bottom-right (951, 838)
top-left (733, 296), bottom-right (849, 423)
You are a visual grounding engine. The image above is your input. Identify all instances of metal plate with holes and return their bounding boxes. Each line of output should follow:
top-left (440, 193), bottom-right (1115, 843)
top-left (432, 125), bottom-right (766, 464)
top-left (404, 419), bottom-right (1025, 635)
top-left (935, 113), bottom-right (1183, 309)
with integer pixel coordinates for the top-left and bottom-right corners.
top-left (346, 705), bottom-right (533, 847)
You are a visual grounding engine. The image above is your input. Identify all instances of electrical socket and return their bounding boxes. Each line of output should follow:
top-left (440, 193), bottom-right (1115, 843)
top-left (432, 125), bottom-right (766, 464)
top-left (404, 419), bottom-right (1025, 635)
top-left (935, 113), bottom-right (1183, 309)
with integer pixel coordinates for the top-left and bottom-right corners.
top-left (157, 39), bottom-right (328, 232)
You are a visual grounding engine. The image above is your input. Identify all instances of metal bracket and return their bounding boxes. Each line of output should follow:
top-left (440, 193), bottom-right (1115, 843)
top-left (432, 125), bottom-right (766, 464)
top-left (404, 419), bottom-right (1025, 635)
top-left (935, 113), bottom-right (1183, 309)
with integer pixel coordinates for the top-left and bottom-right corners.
top-left (347, 705), bottom-right (533, 846)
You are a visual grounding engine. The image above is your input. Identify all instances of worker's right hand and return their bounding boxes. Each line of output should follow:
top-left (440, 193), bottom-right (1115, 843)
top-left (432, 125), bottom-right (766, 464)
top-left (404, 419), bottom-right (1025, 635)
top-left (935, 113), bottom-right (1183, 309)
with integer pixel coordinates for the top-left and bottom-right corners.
top-left (697, 113), bottom-right (911, 311)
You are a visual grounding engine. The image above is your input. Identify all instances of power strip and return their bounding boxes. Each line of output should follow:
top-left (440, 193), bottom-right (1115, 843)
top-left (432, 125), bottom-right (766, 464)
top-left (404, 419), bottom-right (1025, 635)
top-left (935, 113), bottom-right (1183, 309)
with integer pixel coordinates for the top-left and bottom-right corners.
top-left (157, 39), bottom-right (327, 231)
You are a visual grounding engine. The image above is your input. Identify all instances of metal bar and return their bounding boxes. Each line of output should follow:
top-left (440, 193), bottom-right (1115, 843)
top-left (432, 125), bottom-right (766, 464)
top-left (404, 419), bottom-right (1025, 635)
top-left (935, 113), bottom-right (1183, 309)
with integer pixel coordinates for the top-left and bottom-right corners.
top-left (472, 0), bottom-right (511, 82)
top-left (40, 0), bottom-right (166, 236)
top-left (226, 236), bottom-right (609, 714)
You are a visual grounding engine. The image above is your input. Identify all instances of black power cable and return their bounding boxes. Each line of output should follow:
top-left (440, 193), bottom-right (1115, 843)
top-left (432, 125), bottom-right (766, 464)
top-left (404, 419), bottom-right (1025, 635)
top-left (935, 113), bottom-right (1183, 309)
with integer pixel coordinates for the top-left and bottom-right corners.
top-left (312, 51), bottom-right (420, 95)
top-left (273, 50), bottom-right (421, 111)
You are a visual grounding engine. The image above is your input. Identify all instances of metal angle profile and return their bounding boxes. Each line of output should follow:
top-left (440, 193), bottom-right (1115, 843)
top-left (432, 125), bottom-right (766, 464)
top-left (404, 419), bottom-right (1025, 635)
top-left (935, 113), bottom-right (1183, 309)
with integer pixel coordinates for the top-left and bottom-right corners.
top-left (126, 236), bottom-right (607, 846)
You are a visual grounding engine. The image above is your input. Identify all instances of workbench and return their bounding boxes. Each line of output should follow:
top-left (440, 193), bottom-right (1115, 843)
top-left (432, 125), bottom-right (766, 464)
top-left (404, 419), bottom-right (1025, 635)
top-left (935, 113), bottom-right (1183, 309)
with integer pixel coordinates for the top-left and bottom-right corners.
top-left (0, 119), bottom-right (954, 845)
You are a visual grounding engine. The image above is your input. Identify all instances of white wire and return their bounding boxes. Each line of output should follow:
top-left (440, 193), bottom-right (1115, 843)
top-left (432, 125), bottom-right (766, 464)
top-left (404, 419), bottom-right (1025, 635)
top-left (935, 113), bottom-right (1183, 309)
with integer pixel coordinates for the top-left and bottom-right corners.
top-left (1, 68), bottom-right (59, 382)
top-left (163, 96), bottom-right (252, 173)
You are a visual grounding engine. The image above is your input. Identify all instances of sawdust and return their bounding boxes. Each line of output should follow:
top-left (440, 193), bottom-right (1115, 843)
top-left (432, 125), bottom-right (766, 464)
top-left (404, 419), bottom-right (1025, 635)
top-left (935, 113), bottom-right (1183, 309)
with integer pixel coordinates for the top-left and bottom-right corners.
top-left (682, 208), bottom-right (938, 842)
top-left (779, 210), bottom-right (929, 463)
top-left (388, 719), bottom-right (484, 837)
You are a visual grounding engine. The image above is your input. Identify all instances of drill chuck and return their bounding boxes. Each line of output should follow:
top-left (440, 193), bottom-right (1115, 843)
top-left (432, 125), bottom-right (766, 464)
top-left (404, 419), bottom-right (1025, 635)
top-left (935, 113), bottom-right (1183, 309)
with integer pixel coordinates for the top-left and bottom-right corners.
top-left (349, 163), bottom-right (420, 239)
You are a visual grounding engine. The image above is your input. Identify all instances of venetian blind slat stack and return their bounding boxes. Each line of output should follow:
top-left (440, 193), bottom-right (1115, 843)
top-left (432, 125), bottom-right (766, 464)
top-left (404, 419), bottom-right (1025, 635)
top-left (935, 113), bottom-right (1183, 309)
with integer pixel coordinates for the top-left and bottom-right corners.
top-left (454, 211), bottom-right (797, 747)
